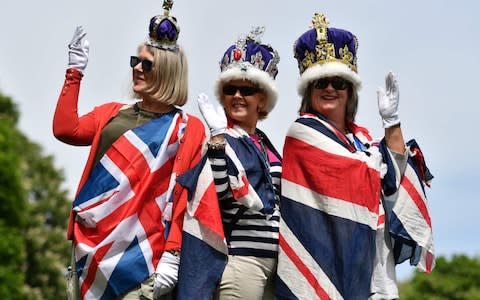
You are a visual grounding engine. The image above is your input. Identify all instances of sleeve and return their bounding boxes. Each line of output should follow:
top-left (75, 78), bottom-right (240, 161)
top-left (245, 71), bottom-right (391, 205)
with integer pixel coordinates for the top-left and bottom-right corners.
top-left (207, 147), bottom-right (230, 200)
top-left (379, 138), bottom-right (435, 272)
top-left (52, 68), bottom-right (97, 146)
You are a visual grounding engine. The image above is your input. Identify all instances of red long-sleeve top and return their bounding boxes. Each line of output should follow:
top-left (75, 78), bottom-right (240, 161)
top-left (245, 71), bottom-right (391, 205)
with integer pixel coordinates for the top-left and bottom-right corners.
top-left (53, 68), bottom-right (206, 251)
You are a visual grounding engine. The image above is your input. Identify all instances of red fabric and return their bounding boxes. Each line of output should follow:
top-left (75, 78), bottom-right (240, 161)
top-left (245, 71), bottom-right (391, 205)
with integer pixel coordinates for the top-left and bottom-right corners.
top-left (53, 68), bottom-right (206, 251)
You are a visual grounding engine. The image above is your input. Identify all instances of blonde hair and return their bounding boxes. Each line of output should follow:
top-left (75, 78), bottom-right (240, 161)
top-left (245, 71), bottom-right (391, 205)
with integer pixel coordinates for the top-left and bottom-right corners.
top-left (133, 44), bottom-right (188, 106)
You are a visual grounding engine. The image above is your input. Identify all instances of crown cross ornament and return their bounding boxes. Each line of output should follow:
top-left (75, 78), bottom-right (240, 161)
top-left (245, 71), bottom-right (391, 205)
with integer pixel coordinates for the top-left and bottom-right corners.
top-left (146, 0), bottom-right (180, 51)
top-left (311, 13), bottom-right (329, 41)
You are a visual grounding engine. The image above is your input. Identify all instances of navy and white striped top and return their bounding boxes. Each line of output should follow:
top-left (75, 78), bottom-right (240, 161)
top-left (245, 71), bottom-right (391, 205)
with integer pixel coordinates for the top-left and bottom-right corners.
top-left (208, 129), bottom-right (281, 258)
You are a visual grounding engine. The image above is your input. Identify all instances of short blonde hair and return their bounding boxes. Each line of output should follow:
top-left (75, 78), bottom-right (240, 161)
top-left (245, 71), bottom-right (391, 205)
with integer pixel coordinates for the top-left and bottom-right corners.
top-left (133, 44), bottom-right (188, 106)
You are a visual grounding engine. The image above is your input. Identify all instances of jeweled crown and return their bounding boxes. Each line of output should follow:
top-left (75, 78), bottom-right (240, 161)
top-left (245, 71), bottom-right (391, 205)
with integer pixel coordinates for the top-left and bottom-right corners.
top-left (294, 13), bottom-right (358, 74)
top-left (220, 26), bottom-right (280, 79)
top-left (146, 0), bottom-right (180, 51)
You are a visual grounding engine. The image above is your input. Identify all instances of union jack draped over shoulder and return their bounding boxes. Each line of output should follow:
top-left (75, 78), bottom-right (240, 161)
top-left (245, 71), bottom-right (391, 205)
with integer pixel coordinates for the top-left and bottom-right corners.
top-left (276, 114), bottom-right (434, 300)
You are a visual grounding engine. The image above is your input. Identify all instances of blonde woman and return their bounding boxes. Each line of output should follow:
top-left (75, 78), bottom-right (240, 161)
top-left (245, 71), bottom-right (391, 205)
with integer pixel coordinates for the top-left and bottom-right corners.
top-left (53, 2), bottom-right (206, 299)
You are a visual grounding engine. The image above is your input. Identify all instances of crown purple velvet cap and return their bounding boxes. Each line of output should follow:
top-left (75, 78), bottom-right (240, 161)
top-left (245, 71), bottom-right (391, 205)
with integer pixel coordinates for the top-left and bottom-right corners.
top-left (216, 27), bottom-right (280, 115)
top-left (146, 0), bottom-right (180, 51)
top-left (294, 13), bottom-right (361, 96)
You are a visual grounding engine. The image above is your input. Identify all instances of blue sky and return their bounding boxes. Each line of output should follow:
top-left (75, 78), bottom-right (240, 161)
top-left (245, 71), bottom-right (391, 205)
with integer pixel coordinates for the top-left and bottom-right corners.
top-left (1, 0), bottom-right (478, 280)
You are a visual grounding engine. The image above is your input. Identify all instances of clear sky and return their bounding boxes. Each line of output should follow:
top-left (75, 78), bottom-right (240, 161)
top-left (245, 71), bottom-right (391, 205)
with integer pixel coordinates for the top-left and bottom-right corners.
top-left (1, 0), bottom-right (479, 280)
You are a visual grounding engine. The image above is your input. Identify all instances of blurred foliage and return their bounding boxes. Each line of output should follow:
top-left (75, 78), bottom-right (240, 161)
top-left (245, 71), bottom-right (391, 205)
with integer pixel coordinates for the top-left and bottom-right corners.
top-left (399, 254), bottom-right (480, 299)
top-left (0, 91), bottom-right (71, 299)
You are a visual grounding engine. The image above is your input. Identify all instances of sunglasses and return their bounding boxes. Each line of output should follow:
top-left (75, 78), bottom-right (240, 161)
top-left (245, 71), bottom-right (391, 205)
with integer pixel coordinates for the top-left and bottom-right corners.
top-left (222, 85), bottom-right (261, 96)
top-left (313, 77), bottom-right (351, 90)
top-left (130, 56), bottom-right (153, 73)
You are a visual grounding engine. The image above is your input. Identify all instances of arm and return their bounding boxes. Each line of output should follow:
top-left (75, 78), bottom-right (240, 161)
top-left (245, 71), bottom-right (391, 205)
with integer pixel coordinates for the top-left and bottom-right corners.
top-left (384, 124), bottom-right (405, 154)
top-left (207, 135), bottom-right (231, 200)
top-left (53, 68), bottom-right (97, 145)
top-left (378, 71), bottom-right (406, 154)
top-left (197, 93), bottom-right (230, 199)
top-left (53, 26), bottom-right (96, 145)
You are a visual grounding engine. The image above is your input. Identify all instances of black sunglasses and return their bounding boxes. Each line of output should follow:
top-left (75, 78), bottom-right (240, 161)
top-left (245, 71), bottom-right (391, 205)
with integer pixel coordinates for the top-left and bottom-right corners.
top-left (222, 85), bottom-right (261, 96)
top-left (313, 77), bottom-right (351, 90)
top-left (130, 56), bottom-right (153, 73)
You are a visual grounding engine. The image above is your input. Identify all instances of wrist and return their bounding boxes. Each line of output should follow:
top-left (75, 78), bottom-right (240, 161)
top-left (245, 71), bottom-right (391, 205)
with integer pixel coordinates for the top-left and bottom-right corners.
top-left (166, 249), bottom-right (181, 257)
top-left (207, 138), bottom-right (226, 150)
top-left (210, 127), bottom-right (226, 136)
top-left (382, 115), bottom-right (400, 128)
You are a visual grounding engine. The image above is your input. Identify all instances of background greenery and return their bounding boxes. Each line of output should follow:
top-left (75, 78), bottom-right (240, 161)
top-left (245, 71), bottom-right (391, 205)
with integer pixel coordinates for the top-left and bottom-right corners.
top-left (0, 90), bottom-right (478, 298)
top-left (0, 92), bottom-right (70, 299)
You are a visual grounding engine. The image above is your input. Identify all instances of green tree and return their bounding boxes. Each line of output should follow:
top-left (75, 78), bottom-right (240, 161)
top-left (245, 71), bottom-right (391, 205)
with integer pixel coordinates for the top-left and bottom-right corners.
top-left (0, 91), bottom-right (71, 299)
top-left (399, 254), bottom-right (480, 300)
top-left (0, 92), bottom-right (27, 299)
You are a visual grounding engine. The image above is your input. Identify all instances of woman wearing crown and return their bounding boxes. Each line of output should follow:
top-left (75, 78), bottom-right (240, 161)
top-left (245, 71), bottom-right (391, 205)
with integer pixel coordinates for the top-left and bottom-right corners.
top-left (276, 13), bottom-right (435, 299)
top-left (196, 27), bottom-right (282, 299)
top-left (52, 1), bottom-right (208, 299)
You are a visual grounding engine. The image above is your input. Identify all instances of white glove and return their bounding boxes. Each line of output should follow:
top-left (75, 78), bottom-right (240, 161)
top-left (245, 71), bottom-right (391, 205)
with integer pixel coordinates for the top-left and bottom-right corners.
top-left (197, 93), bottom-right (227, 136)
top-left (377, 71), bottom-right (400, 128)
top-left (68, 26), bottom-right (89, 73)
top-left (153, 251), bottom-right (180, 298)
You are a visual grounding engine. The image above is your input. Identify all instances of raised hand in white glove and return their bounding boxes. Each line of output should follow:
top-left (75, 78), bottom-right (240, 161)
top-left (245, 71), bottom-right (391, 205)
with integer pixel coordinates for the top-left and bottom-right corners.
top-left (153, 251), bottom-right (180, 299)
top-left (377, 71), bottom-right (400, 128)
top-left (68, 26), bottom-right (89, 73)
top-left (197, 93), bottom-right (227, 136)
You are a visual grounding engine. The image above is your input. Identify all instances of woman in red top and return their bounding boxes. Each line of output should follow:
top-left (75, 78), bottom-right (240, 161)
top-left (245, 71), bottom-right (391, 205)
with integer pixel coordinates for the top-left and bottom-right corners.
top-left (53, 2), bottom-right (206, 299)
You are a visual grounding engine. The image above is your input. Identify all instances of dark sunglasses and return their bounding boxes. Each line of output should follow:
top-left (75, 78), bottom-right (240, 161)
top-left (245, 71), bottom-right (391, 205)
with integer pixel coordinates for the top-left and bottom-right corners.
top-left (222, 85), bottom-right (261, 96)
top-left (313, 77), bottom-right (351, 90)
top-left (130, 56), bottom-right (153, 73)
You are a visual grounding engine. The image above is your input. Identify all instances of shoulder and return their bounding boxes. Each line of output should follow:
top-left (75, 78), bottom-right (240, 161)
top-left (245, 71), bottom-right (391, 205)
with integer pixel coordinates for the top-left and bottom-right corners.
top-left (185, 113), bottom-right (205, 129)
top-left (93, 102), bottom-right (127, 114)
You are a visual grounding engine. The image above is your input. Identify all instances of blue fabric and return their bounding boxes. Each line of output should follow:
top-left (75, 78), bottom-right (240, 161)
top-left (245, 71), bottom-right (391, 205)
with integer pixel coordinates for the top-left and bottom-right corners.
top-left (225, 134), bottom-right (277, 214)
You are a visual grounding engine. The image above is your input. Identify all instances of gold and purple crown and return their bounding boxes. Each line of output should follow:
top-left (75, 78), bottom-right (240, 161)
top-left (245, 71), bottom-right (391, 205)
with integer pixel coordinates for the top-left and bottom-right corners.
top-left (146, 0), bottom-right (180, 51)
top-left (294, 13), bottom-right (361, 95)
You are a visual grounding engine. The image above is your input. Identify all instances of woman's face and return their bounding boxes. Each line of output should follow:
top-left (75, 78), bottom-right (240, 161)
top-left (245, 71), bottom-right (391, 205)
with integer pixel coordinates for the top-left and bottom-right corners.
top-left (222, 79), bottom-right (266, 131)
top-left (310, 77), bottom-right (351, 123)
top-left (132, 45), bottom-right (154, 95)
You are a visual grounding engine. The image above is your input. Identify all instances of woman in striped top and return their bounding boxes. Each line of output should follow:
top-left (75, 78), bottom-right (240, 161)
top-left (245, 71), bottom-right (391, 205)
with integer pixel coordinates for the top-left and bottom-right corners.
top-left (197, 26), bottom-right (281, 300)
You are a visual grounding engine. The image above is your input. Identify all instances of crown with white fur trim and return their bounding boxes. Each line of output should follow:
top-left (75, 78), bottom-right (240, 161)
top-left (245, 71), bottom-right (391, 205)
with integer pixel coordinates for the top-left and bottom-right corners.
top-left (216, 26), bottom-right (280, 115)
top-left (294, 13), bottom-right (361, 95)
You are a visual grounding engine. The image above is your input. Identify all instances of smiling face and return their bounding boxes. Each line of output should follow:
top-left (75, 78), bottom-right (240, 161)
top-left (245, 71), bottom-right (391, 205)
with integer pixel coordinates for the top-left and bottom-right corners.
top-left (221, 79), bottom-right (266, 134)
top-left (309, 77), bottom-right (352, 129)
top-left (132, 45), bottom-right (154, 96)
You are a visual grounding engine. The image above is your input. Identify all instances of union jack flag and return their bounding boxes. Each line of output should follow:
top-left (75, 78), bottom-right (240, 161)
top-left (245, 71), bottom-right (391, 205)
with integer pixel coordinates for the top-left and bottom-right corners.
top-left (72, 111), bottom-right (186, 300)
top-left (276, 114), bottom-right (434, 299)
top-left (177, 155), bottom-right (228, 299)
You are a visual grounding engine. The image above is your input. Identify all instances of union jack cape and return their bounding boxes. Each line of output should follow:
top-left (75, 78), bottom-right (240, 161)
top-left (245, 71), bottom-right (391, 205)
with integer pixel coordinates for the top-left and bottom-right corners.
top-left (71, 110), bottom-right (210, 299)
top-left (176, 154), bottom-right (228, 299)
top-left (176, 125), bottom-right (280, 299)
top-left (276, 113), bottom-right (434, 300)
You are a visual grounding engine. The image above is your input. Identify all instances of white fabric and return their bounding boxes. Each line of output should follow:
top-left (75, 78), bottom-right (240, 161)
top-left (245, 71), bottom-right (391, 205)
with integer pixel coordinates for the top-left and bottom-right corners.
top-left (197, 93), bottom-right (227, 136)
top-left (153, 252), bottom-right (180, 298)
top-left (377, 71), bottom-right (401, 128)
top-left (68, 26), bottom-right (89, 73)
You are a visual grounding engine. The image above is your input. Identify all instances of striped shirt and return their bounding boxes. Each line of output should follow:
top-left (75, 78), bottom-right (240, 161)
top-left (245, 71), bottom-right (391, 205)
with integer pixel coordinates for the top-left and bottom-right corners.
top-left (208, 130), bottom-right (281, 258)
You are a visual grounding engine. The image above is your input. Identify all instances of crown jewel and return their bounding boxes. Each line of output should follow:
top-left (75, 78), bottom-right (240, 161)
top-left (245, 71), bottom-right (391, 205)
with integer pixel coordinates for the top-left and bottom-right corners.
top-left (146, 0), bottom-right (180, 51)
top-left (220, 26), bottom-right (280, 79)
top-left (294, 13), bottom-right (358, 74)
